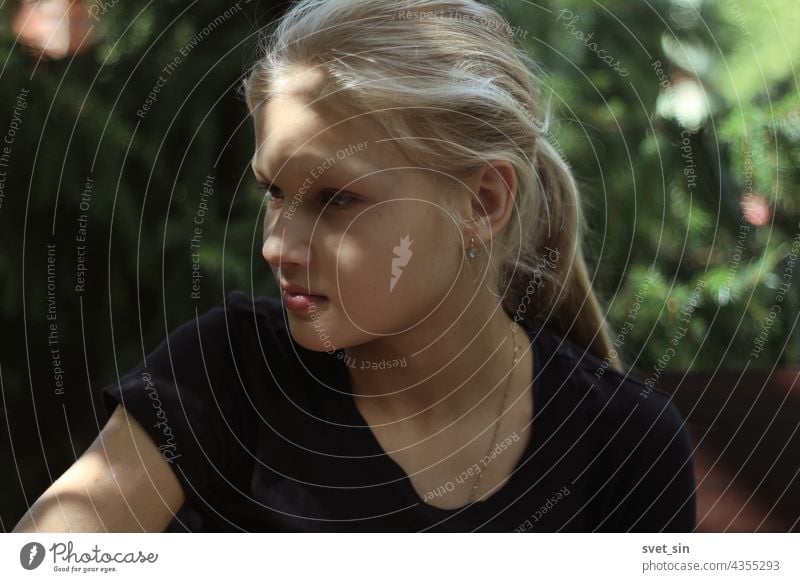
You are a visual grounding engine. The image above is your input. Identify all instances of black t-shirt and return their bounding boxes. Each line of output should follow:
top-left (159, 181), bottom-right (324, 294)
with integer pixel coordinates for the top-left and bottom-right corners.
top-left (101, 290), bottom-right (697, 532)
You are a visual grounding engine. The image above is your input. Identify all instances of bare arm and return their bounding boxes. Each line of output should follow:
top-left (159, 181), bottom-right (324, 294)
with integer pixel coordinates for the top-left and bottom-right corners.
top-left (12, 404), bottom-right (186, 533)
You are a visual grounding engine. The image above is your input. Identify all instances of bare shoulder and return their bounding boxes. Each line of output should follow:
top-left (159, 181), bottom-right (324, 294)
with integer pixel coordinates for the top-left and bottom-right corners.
top-left (12, 405), bottom-right (186, 533)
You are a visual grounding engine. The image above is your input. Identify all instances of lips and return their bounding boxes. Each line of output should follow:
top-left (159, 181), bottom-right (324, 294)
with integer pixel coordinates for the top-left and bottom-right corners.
top-left (279, 279), bottom-right (325, 298)
top-left (282, 289), bottom-right (324, 312)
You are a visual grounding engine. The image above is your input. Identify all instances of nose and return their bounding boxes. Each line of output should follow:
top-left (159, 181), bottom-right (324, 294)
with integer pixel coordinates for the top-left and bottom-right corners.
top-left (261, 210), bottom-right (312, 271)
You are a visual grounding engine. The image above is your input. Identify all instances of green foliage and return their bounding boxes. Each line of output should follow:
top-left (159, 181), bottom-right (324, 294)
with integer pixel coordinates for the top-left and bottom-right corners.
top-left (0, 0), bottom-right (285, 529)
top-left (503, 0), bottom-right (800, 373)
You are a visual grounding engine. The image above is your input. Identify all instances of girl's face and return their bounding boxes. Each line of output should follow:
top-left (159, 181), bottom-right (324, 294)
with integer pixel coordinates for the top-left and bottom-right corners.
top-left (252, 71), bottom-right (470, 353)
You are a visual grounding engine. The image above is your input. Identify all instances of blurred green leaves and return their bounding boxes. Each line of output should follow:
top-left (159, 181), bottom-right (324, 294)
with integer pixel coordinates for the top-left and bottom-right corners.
top-left (504, 0), bottom-right (800, 370)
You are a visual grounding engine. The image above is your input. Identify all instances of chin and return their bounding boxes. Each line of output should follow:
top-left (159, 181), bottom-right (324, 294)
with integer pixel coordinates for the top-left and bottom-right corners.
top-left (287, 320), bottom-right (339, 354)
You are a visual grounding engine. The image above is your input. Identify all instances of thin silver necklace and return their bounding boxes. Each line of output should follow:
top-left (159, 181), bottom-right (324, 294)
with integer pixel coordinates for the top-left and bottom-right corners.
top-left (467, 325), bottom-right (520, 504)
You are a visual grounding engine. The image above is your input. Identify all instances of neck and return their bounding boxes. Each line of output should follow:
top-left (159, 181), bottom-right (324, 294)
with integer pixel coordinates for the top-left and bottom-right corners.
top-left (344, 292), bottom-right (530, 431)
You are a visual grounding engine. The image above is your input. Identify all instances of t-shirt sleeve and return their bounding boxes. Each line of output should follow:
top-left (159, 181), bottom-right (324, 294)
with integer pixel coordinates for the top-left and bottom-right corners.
top-left (611, 396), bottom-right (697, 532)
top-left (100, 290), bottom-right (253, 499)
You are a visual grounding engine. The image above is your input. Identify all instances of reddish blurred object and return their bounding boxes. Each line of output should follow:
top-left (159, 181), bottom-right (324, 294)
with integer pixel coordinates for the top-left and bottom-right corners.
top-left (741, 193), bottom-right (772, 227)
top-left (13, 0), bottom-right (95, 60)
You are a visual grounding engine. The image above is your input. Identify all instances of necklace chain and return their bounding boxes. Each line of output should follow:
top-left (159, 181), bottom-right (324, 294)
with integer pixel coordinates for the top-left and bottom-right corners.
top-left (467, 325), bottom-right (520, 504)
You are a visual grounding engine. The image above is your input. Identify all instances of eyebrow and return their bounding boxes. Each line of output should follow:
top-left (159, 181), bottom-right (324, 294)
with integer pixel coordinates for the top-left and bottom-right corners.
top-left (250, 154), bottom-right (373, 188)
top-left (250, 162), bottom-right (270, 184)
top-left (250, 156), bottom-right (275, 184)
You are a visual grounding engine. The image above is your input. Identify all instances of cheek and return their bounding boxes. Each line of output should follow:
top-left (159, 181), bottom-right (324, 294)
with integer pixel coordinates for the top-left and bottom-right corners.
top-left (334, 205), bottom-right (459, 314)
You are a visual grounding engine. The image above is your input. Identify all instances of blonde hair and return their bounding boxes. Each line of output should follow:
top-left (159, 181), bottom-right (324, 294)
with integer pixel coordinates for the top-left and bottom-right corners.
top-left (241, 0), bottom-right (625, 372)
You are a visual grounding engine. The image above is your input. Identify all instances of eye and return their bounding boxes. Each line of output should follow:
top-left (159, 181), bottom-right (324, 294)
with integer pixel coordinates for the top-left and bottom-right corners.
top-left (257, 182), bottom-right (357, 211)
top-left (321, 190), bottom-right (356, 209)
top-left (257, 183), bottom-right (284, 207)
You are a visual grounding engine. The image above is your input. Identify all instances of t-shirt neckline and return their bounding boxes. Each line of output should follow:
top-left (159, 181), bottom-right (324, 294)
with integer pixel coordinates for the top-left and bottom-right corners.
top-left (334, 317), bottom-right (545, 517)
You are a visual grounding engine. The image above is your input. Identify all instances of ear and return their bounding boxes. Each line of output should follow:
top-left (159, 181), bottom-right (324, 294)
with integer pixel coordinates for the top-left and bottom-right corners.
top-left (464, 160), bottom-right (517, 245)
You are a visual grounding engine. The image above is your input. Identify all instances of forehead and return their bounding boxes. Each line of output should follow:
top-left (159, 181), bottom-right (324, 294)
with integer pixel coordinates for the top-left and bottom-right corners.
top-left (251, 68), bottom-right (390, 178)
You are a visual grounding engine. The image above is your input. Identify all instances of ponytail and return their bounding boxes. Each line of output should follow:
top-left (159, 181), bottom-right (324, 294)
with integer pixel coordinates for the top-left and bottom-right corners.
top-left (501, 134), bottom-right (625, 372)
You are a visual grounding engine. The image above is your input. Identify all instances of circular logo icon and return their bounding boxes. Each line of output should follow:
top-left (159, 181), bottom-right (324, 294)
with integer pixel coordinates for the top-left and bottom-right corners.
top-left (20, 542), bottom-right (46, 570)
